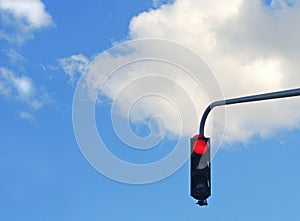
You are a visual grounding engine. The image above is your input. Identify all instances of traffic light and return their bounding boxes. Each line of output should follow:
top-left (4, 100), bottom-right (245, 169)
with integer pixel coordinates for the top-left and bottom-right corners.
top-left (190, 134), bottom-right (211, 206)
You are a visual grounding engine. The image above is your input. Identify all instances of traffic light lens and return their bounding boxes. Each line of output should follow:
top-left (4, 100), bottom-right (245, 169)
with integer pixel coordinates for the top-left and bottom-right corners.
top-left (193, 139), bottom-right (208, 154)
top-left (192, 177), bottom-right (209, 196)
top-left (196, 183), bottom-right (205, 189)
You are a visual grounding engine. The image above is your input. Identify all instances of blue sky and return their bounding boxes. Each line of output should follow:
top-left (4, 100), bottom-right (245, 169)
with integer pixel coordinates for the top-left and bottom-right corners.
top-left (1, 0), bottom-right (300, 220)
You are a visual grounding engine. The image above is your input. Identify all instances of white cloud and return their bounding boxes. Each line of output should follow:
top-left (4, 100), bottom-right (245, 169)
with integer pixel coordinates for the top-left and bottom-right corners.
top-left (0, 67), bottom-right (34, 97)
top-left (127, 0), bottom-right (300, 143)
top-left (14, 76), bottom-right (34, 96)
top-left (70, 0), bottom-right (300, 144)
top-left (4, 48), bottom-right (26, 65)
top-left (19, 111), bottom-right (35, 121)
top-left (0, 0), bottom-right (53, 28)
top-left (59, 54), bottom-right (90, 83)
top-left (0, 1), bottom-right (53, 122)
top-left (0, 67), bottom-right (47, 111)
top-left (0, 0), bottom-right (53, 44)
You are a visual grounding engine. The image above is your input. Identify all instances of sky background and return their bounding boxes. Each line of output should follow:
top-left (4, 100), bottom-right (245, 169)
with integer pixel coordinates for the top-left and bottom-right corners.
top-left (1, 0), bottom-right (300, 220)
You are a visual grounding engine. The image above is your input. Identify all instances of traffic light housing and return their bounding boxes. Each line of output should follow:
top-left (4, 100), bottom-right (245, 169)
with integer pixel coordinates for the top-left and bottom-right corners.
top-left (190, 134), bottom-right (211, 206)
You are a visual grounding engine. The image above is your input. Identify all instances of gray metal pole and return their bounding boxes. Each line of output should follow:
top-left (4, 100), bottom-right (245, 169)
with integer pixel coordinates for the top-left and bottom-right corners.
top-left (199, 87), bottom-right (300, 135)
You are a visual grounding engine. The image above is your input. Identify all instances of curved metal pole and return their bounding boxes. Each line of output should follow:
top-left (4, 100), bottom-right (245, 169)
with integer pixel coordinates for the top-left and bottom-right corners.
top-left (199, 87), bottom-right (300, 135)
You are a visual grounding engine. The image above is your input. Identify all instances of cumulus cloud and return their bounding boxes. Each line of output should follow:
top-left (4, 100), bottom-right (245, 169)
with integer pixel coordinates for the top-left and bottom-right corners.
top-left (70, 0), bottom-right (300, 144)
top-left (0, 0), bottom-right (53, 28)
top-left (79, 45), bottom-right (211, 139)
top-left (0, 0), bottom-right (53, 44)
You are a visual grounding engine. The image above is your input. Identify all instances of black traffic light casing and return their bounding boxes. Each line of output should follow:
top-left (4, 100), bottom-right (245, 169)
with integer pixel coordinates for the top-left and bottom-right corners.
top-left (190, 135), bottom-right (211, 206)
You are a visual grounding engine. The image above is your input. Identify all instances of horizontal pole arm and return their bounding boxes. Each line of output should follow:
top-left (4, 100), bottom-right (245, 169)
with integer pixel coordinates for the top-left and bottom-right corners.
top-left (199, 87), bottom-right (300, 135)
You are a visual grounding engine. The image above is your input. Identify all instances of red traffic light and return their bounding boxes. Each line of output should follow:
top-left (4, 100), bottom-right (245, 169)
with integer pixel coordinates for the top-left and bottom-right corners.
top-left (192, 135), bottom-right (208, 154)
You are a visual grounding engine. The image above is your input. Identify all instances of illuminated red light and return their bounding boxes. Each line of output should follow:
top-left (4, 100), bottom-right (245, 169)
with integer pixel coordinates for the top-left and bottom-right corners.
top-left (193, 135), bottom-right (208, 154)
